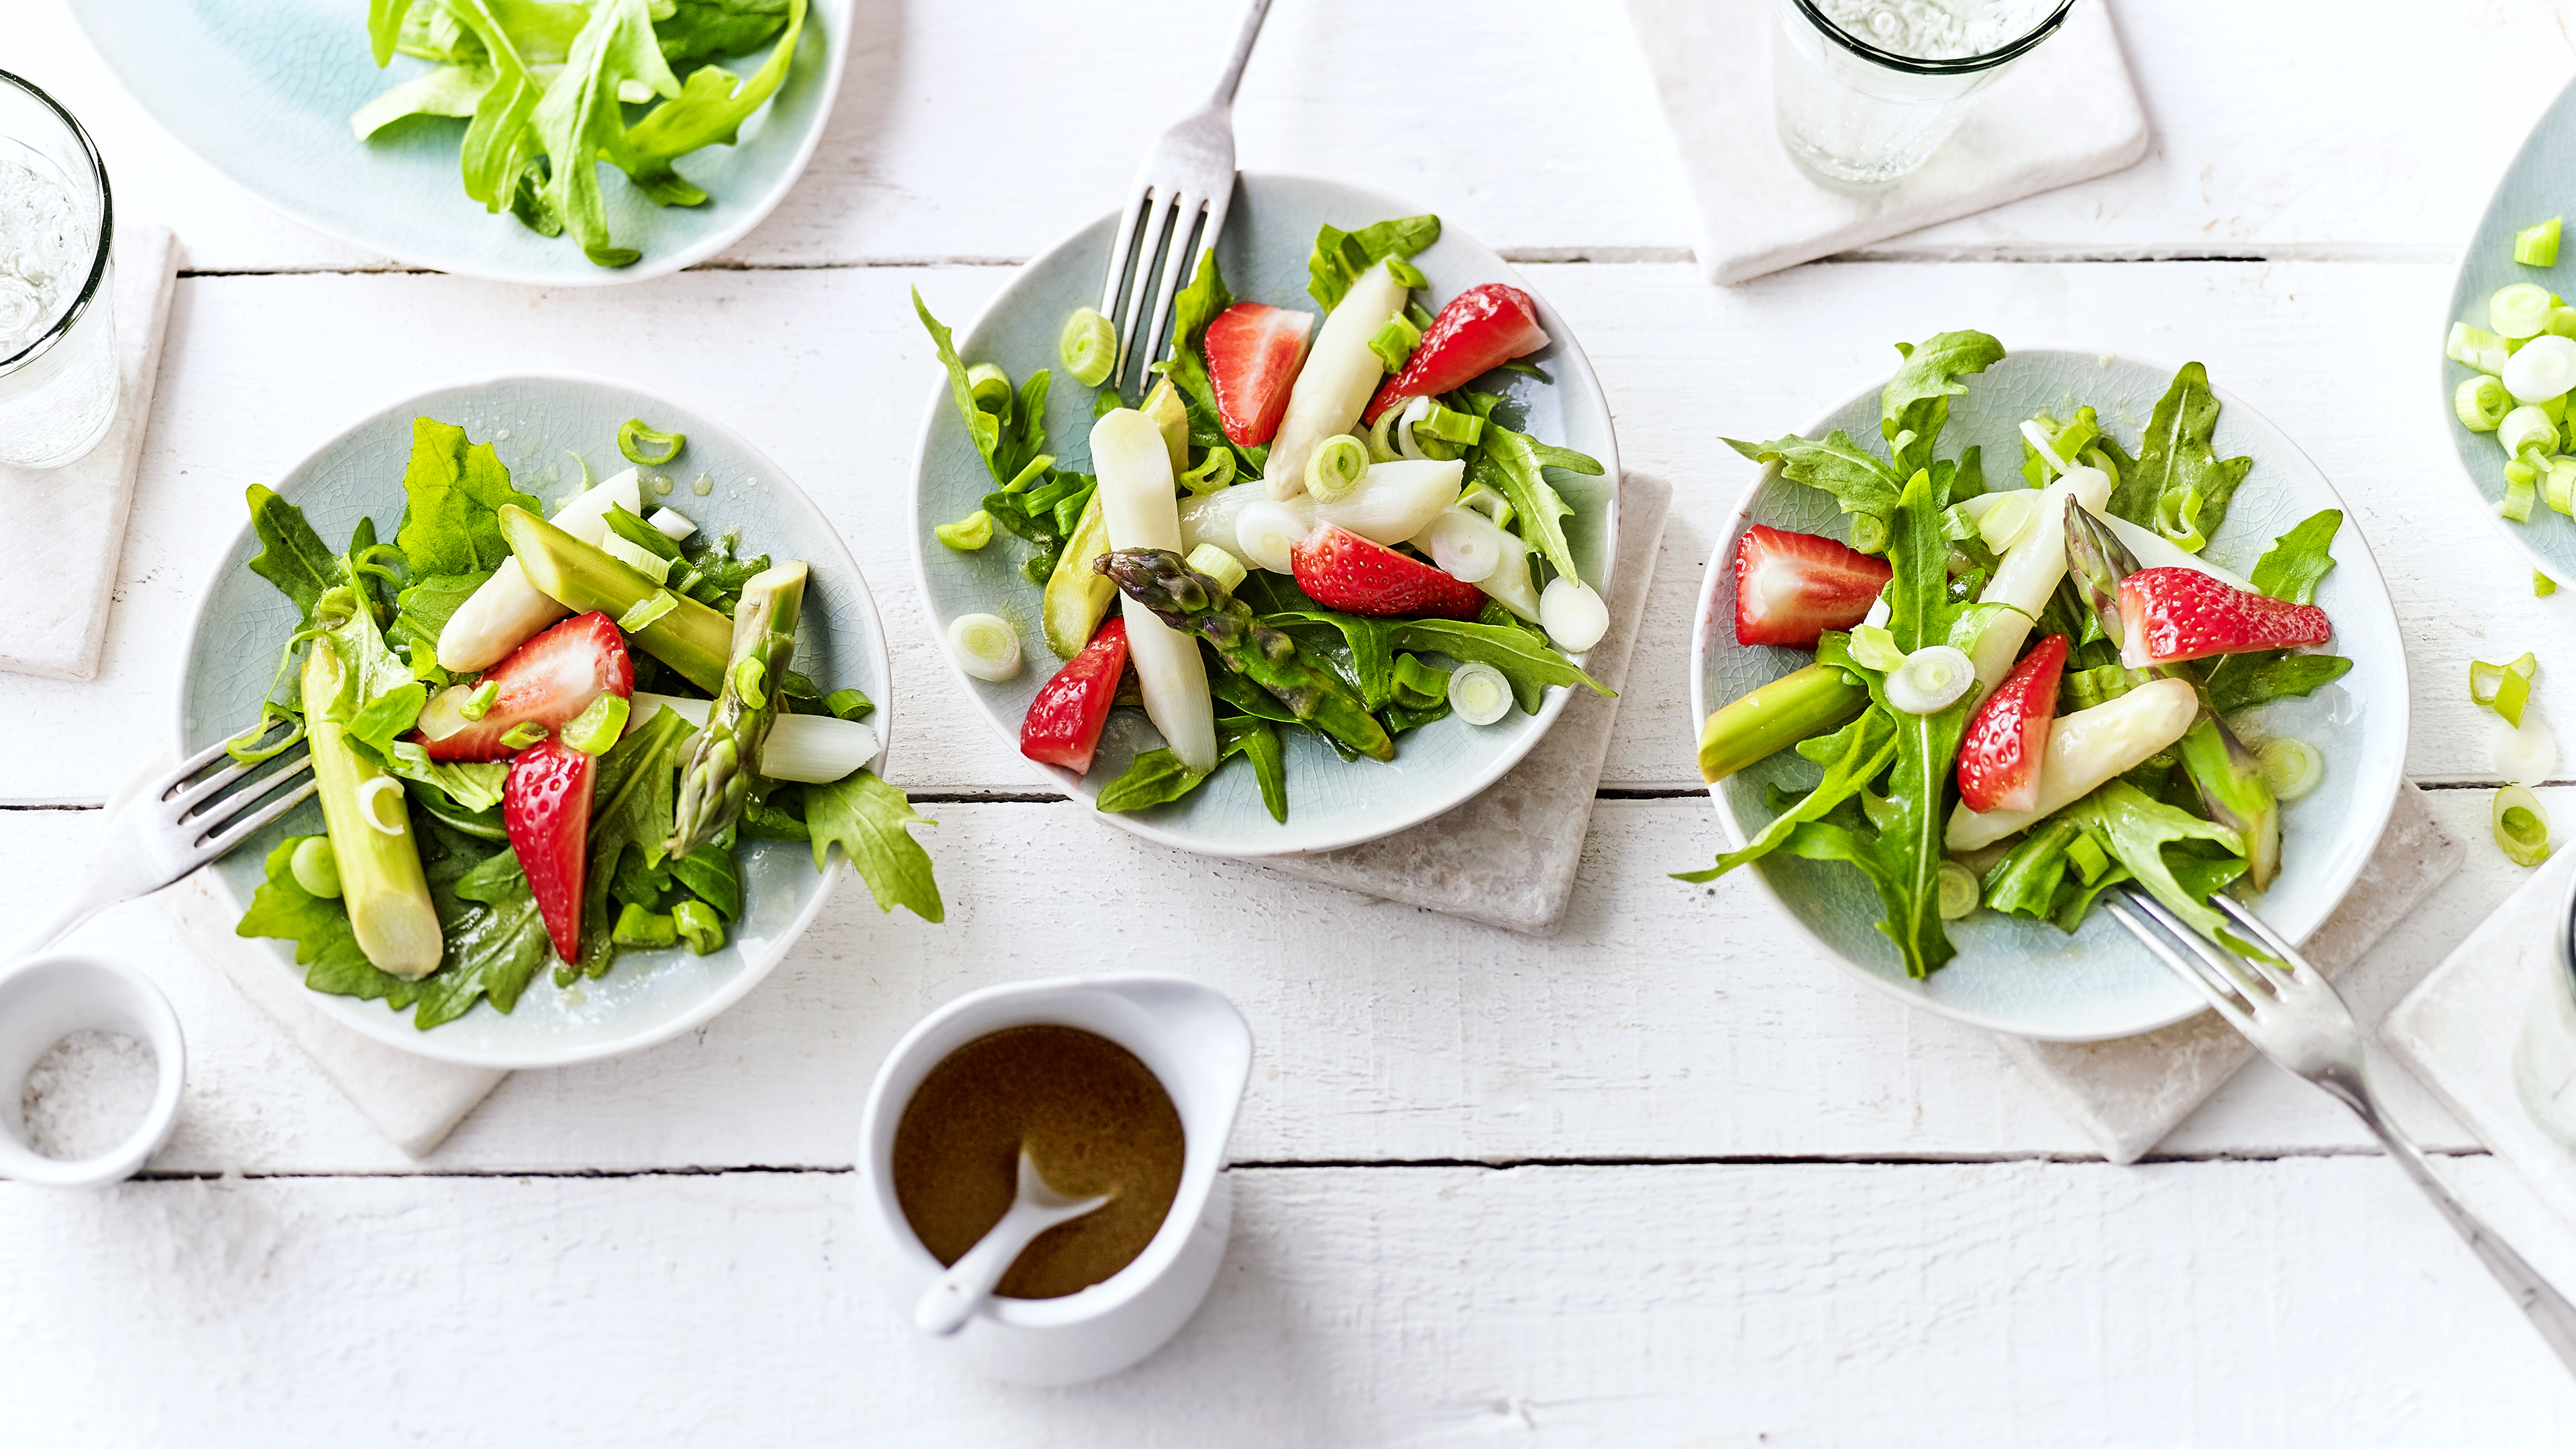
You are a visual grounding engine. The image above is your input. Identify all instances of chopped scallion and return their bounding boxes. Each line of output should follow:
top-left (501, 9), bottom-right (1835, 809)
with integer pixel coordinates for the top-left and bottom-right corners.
top-left (1368, 313), bottom-right (1423, 373)
top-left (1448, 661), bottom-right (1512, 726)
top-left (2518, 217), bottom-right (2563, 268)
top-left (1936, 861), bottom-right (1979, 920)
top-left (601, 527), bottom-right (674, 584)
top-left (612, 903), bottom-right (678, 949)
top-left (673, 899), bottom-right (725, 955)
top-left (561, 692), bottom-right (630, 755)
top-left (1180, 448), bottom-right (1237, 496)
top-left (2542, 572), bottom-right (2561, 597)
top-left (2450, 321), bottom-right (2513, 375)
top-left (1060, 307), bottom-right (1116, 388)
top-left (1304, 433), bottom-right (1371, 503)
top-left (947, 612), bottom-right (1022, 682)
top-left (290, 837), bottom-right (342, 900)
top-left (935, 509), bottom-right (995, 551)
top-left (2257, 737), bottom-right (2323, 801)
top-left (2471, 651), bottom-right (2540, 727)
top-left (616, 589), bottom-right (678, 633)
top-left (825, 687), bottom-right (873, 721)
top-left (616, 418), bottom-right (685, 466)
top-left (2457, 374), bottom-right (2511, 431)
top-left (2500, 405), bottom-right (2557, 458)
top-left (498, 721), bottom-right (549, 751)
top-left (2496, 282), bottom-right (2557, 340)
top-left (458, 680), bottom-right (500, 722)
top-left (1417, 401), bottom-right (1485, 447)
top-left (2496, 784), bottom-right (2553, 867)
top-left (2505, 472), bottom-right (2538, 523)
top-left (1386, 256), bottom-right (1429, 290)
top-left (1458, 483), bottom-right (1515, 531)
top-left (1184, 542), bottom-right (1248, 594)
top-left (1847, 624), bottom-right (1907, 672)
top-left (967, 362), bottom-right (1014, 419)
top-left (356, 775), bottom-right (409, 834)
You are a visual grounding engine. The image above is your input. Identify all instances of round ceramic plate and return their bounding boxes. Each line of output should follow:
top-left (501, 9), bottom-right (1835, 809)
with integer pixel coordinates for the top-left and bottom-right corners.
top-left (2446, 74), bottom-right (2576, 579)
top-left (176, 376), bottom-right (885, 1069)
top-left (70, 0), bottom-right (847, 285)
top-left (911, 173), bottom-right (1620, 859)
top-left (1690, 350), bottom-right (2408, 1042)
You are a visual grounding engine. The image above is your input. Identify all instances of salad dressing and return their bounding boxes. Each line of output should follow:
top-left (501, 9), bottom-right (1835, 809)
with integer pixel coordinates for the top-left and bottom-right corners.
top-left (892, 1026), bottom-right (1185, 1299)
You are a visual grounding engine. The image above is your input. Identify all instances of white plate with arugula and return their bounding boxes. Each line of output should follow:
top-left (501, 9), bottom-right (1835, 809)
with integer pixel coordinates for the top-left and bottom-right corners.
top-left (1687, 341), bottom-right (2406, 1042)
top-left (177, 376), bottom-right (938, 1069)
top-left (72, 0), bottom-right (845, 282)
top-left (910, 174), bottom-right (1620, 859)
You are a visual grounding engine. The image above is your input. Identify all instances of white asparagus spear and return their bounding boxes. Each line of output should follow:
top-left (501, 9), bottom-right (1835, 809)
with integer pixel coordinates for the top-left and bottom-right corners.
top-left (1093, 409), bottom-right (1218, 773)
top-left (1965, 466), bottom-right (2114, 694)
top-left (1266, 260), bottom-right (1410, 499)
top-left (1181, 458), bottom-right (1461, 564)
top-left (1943, 676), bottom-right (2200, 851)
top-left (437, 467), bottom-right (643, 672)
top-left (1414, 506), bottom-right (1541, 620)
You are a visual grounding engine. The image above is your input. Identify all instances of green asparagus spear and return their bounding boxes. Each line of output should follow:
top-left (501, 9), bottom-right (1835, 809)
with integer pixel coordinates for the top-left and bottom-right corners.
top-left (496, 504), bottom-right (732, 692)
top-left (667, 561), bottom-right (808, 857)
top-left (305, 639), bottom-right (443, 978)
top-left (1097, 548), bottom-right (1395, 763)
top-left (1696, 662), bottom-right (1871, 783)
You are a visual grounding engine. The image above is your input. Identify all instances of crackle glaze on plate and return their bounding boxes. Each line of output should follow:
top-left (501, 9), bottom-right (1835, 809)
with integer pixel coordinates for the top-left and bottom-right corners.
top-left (2445, 75), bottom-right (2576, 581)
top-left (911, 174), bottom-right (1620, 859)
top-left (1690, 350), bottom-right (2408, 1042)
top-left (176, 377), bottom-right (885, 1069)
top-left (70, 0), bottom-right (846, 285)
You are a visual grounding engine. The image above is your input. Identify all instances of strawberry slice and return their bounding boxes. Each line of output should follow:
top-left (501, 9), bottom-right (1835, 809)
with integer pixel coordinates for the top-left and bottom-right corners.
top-left (1957, 634), bottom-right (2070, 814)
top-left (1289, 523), bottom-right (1487, 619)
top-left (415, 610), bottom-right (634, 761)
top-left (1205, 302), bottom-right (1314, 447)
top-left (504, 741), bottom-right (594, 963)
top-left (2117, 568), bottom-right (2332, 668)
top-left (1732, 525), bottom-right (1892, 647)
top-left (1362, 283), bottom-right (1551, 426)
top-left (1021, 615), bottom-right (1130, 774)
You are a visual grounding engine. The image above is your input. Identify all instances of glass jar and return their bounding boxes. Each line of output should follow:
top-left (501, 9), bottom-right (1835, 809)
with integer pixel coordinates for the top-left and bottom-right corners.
top-left (0, 68), bottom-right (117, 471)
top-left (1772, 0), bottom-right (2076, 193)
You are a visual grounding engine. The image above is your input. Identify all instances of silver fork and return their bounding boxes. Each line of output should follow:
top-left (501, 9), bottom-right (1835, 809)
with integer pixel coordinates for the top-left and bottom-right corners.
top-left (1097, 0), bottom-right (1275, 398)
top-left (2107, 885), bottom-right (2576, 1374)
top-left (5, 722), bottom-right (317, 961)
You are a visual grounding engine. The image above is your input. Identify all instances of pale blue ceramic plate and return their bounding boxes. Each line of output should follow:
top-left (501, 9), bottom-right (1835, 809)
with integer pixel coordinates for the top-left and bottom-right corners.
top-left (2447, 76), bottom-right (2576, 580)
top-left (176, 377), bottom-right (886, 1068)
top-left (70, 0), bottom-right (847, 284)
top-left (912, 174), bottom-right (1621, 858)
top-left (1691, 351), bottom-right (2407, 1042)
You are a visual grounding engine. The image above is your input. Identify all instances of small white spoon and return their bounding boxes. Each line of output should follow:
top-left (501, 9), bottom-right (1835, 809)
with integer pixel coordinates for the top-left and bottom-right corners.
top-left (913, 1149), bottom-right (1110, 1336)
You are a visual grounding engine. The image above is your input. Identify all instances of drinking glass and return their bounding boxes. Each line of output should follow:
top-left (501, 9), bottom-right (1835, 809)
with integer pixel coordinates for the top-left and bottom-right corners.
top-left (0, 69), bottom-right (117, 471)
top-left (1772, 0), bottom-right (2077, 193)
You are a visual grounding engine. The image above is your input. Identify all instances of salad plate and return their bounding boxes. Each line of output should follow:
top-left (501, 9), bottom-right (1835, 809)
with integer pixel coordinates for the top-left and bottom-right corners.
top-left (178, 376), bottom-right (890, 1069)
top-left (1693, 348), bottom-right (2407, 1042)
top-left (911, 172), bottom-right (1620, 859)
top-left (69, 0), bottom-right (847, 284)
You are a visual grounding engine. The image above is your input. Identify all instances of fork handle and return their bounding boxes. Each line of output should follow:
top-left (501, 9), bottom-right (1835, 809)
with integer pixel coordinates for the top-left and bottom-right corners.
top-left (1206, 0), bottom-right (1274, 110)
top-left (3, 890), bottom-right (113, 964)
top-left (2351, 1099), bottom-right (2576, 1375)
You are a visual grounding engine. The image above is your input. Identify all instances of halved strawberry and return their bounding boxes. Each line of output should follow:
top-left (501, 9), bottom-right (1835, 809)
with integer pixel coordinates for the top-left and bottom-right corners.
top-left (504, 741), bottom-right (594, 963)
top-left (414, 610), bottom-right (634, 761)
top-left (1021, 615), bottom-right (1130, 774)
top-left (1289, 523), bottom-right (1486, 619)
top-left (1362, 284), bottom-right (1551, 426)
top-left (1205, 302), bottom-right (1314, 447)
top-left (2117, 568), bottom-right (2332, 669)
top-left (1957, 634), bottom-right (2070, 814)
top-left (1732, 525), bottom-right (1892, 647)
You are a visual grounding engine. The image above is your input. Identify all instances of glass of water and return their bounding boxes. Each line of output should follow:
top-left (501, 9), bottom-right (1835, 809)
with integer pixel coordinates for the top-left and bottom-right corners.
top-left (1772, 0), bottom-right (2077, 193)
top-left (0, 69), bottom-right (117, 471)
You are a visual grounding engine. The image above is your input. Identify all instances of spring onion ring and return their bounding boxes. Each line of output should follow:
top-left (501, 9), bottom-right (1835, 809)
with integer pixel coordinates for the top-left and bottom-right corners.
top-left (1236, 500), bottom-right (1309, 574)
top-left (1060, 307), bottom-right (1116, 388)
top-left (1448, 661), bottom-right (1513, 726)
top-left (290, 837), bottom-right (342, 899)
top-left (1305, 434), bottom-right (1372, 503)
top-left (2257, 737), bottom-right (2323, 801)
top-left (947, 613), bottom-right (1022, 682)
top-left (356, 775), bottom-right (408, 837)
top-left (1886, 645), bottom-right (1975, 715)
top-left (2496, 784), bottom-right (2553, 867)
top-left (1936, 861), bottom-right (1979, 920)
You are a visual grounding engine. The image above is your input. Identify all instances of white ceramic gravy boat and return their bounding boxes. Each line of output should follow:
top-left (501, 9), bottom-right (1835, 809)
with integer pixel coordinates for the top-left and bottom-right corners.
top-left (857, 973), bottom-right (1252, 1385)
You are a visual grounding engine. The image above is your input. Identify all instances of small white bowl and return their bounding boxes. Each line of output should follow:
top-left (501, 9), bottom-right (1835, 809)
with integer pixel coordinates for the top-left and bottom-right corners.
top-left (858, 975), bottom-right (1253, 1386)
top-left (0, 953), bottom-right (184, 1187)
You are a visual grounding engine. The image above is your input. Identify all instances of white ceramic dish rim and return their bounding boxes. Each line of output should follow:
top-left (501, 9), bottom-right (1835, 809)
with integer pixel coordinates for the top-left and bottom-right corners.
top-left (1688, 351), bottom-right (2408, 1042)
top-left (170, 371), bottom-right (882, 1069)
top-left (68, 5), bottom-right (850, 287)
top-left (905, 171), bottom-right (1621, 859)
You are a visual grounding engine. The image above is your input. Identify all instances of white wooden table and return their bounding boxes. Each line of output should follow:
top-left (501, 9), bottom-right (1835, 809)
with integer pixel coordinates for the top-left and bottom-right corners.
top-left (11, 1), bottom-right (2576, 1440)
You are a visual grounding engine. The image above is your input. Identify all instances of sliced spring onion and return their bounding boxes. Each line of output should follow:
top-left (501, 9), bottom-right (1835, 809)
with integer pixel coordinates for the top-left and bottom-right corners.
top-left (935, 510), bottom-right (995, 551)
top-left (1975, 488), bottom-right (2043, 553)
top-left (2543, 572), bottom-right (2562, 597)
top-left (1060, 307), bottom-right (1116, 388)
top-left (1458, 482), bottom-right (1515, 530)
top-left (1414, 506), bottom-right (1511, 584)
top-left (1180, 448), bottom-right (1237, 496)
top-left (560, 693), bottom-right (629, 755)
top-left (948, 612), bottom-right (1022, 682)
top-left (1364, 402), bottom-right (1411, 463)
top-left (2019, 419), bottom-right (2071, 476)
top-left (1395, 395), bottom-right (1438, 462)
top-left (457, 680), bottom-right (500, 722)
top-left (2520, 217), bottom-right (2564, 268)
top-left (2498, 716), bottom-right (2560, 788)
top-left (733, 655), bottom-right (767, 701)
top-left (616, 589), bottom-right (678, 634)
top-left (1936, 861), bottom-right (1979, 920)
top-left (1185, 541), bottom-right (1248, 594)
top-left (2506, 468), bottom-right (2540, 523)
top-left (2257, 737), bottom-right (2323, 801)
top-left (2548, 458), bottom-right (2576, 518)
top-left (1236, 500), bottom-right (1309, 574)
top-left (673, 899), bottom-right (724, 956)
top-left (563, 449), bottom-right (592, 492)
top-left (2496, 784), bottom-right (2554, 867)
top-left (2450, 321), bottom-right (2513, 376)
top-left (649, 507), bottom-right (696, 540)
top-left (1417, 401), bottom-right (1486, 447)
top-left (1368, 313), bottom-right (1422, 373)
top-left (966, 362), bottom-right (1014, 418)
top-left (1540, 577), bottom-right (1611, 653)
top-left (1317, 459), bottom-right (1462, 544)
top-left (2502, 405), bottom-right (2559, 458)
top-left (2496, 282), bottom-right (2557, 340)
top-left (617, 418), bottom-right (685, 466)
top-left (601, 527), bottom-right (674, 584)
top-left (356, 775), bottom-right (409, 835)
top-left (1305, 433), bottom-right (1372, 503)
top-left (2507, 334), bottom-right (2576, 402)
top-left (1846, 623), bottom-right (1908, 672)
top-left (290, 837), bottom-right (342, 899)
top-left (757, 711), bottom-right (881, 784)
top-left (1886, 645), bottom-right (1975, 715)
top-left (2065, 833), bottom-right (2110, 883)
top-left (1448, 661), bottom-right (1513, 726)
top-left (2458, 374), bottom-right (2512, 431)
top-left (826, 688), bottom-right (871, 720)
top-left (2551, 307), bottom-right (2576, 340)
top-left (498, 721), bottom-right (548, 751)
top-left (613, 904), bottom-right (677, 949)
top-left (2472, 650), bottom-right (2540, 726)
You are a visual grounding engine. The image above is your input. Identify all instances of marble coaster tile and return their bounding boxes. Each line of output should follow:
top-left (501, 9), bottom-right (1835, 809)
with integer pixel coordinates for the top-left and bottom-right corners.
top-left (1257, 475), bottom-right (1672, 936)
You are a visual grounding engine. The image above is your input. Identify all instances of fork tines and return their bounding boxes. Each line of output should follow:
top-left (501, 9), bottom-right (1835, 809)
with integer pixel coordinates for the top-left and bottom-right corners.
top-left (164, 723), bottom-right (317, 853)
top-left (1099, 181), bottom-right (1225, 398)
top-left (2101, 886), bottom-right (2308, 1028)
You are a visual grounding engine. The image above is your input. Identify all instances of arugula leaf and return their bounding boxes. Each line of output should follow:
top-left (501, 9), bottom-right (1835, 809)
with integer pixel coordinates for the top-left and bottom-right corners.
top-left (1468, 417), bottom-right (1601, 588)
top-left (804, 769), bottom-right (944, 922)
top-left (1307, 215), bottom-right (1441, 311)
top-left (2202, 651), bottom-right (2355, 715)
top-left (245, 486), bottom-right (344, 622)
top-left (1228, 716), bottom-right (1287, 824)
top-left (1980, 818), bottom-right (2083, 922)
top-left (408, 837), bottom-right (553, 1028)
top-left (344, 681), bottom-right (428, 757)
top-left (1385, 617), bottom-right (1611, 714)
top-left (1158, 249), bottom-right (1269, 476)
top-left (351, 64), bottom-right (496, 140)
top-left (575, 704), bottom-right (696, 978)
top-left (390, 570), bottom-right (490, 676)
top-left (528, 0), bottom-right (681, 267)
top-left (913, 289), bottom-right (1012, 486)
top-left (239, 837), bottom-right (392, 999)
top-left (1209, 668), bottom-right (1297, 723)
top-left (1723, 431), bottom-right (1902, 540)
top-left (654, 0), bottom-right (790, 62)
top-left (1881, 330), bottom-right (2004, 481)
top-left (396, 417), bottom-right (542, 576)
top-left (623, 0), bottom-right (808, 205)
top-left (2058, 781), bottom-right (2246, 941)
top-left (1093, 719), bottom-right (1277, 818)
top-left (2249, 508), bottom-right (2342, 604)
top-left (1672, 708), bottom-right (1898, 883)
top-left (384, 742), bottom-right (510, 814)
top-left (2126, 362), bottom-right (2254, 551)
top-left (672, 843), bottom-right (743, 918)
